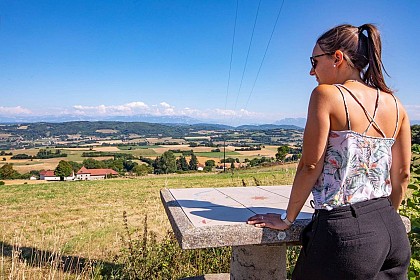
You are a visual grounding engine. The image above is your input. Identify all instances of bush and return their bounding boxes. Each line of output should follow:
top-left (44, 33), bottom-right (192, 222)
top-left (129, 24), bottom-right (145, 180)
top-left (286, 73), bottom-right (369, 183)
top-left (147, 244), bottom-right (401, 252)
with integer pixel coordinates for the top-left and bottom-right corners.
top-left (0, 181), bottom-right (4, 185)
top-left (400, 154), bottom-right (420, 279)
top-left (115, 213), bottom-right (231, 279)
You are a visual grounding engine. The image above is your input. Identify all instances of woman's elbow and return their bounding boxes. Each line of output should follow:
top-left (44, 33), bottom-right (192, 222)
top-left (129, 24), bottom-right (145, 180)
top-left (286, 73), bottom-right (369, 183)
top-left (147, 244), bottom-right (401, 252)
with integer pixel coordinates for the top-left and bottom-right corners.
top-left (299, 162), bottom-right (322, 175)
top-left (400, 171), bottom-right (410, 185)
top-left (391, 169), bottom-right (410, 191)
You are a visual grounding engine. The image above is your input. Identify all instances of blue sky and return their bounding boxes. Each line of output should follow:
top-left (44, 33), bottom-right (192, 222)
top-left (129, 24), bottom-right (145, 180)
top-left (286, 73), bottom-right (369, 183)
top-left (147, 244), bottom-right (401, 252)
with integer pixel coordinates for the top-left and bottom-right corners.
top-left (1, 0), bottom-right (419, 125)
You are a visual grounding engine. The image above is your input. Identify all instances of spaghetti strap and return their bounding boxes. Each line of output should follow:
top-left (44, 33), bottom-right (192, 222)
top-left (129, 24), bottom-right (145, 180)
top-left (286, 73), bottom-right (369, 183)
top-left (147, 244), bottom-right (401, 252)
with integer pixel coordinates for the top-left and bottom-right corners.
top-left (334, 85), bottom-right (351, 130)
top-left (336, 84), bottom-right (387, 138)
top-left (391, 93), bottom-right (400, 139)
top-left (362, 88), bottom-right (380, 135)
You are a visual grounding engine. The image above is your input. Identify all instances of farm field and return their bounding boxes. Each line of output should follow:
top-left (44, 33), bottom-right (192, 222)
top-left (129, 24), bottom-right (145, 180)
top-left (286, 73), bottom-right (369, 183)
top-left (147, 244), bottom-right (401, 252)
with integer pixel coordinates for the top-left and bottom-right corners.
top-left (0, 165), bottom-right (297, 278)
top-left (1, 144), bottom-right (284, 175)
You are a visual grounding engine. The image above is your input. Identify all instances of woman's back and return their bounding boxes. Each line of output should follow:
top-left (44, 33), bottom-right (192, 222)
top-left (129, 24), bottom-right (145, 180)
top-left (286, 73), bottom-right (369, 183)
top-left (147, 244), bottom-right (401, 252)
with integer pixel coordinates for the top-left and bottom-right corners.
top-left (328, 80), bottom-right (400, 139)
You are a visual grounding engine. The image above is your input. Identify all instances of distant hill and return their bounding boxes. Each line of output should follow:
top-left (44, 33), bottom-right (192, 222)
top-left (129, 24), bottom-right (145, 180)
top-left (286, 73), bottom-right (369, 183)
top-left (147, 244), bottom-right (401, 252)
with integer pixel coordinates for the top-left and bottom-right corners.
top-left (274, 118), bottom-right (306, 128)
top-left (236, 124), bottom-right (302, 130)
top-left (0, 121), bottom-right (304, 140)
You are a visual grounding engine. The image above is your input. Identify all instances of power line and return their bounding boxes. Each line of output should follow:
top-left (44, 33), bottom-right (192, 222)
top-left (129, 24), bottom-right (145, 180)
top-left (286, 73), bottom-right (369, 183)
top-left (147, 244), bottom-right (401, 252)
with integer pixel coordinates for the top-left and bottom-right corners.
top-left (232, 0), bottom-right (262, 115)
top-left (224, 0), bottom-right (239, 111)
top-left (244, 0), bottom-right (285, 111)
top-left (223, 0), bottom-right (239, 172)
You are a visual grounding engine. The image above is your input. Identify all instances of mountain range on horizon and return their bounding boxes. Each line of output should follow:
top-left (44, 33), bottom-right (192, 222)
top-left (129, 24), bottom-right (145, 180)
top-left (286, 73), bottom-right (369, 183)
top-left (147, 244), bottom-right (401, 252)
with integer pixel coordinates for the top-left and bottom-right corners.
top-left (0, 114), bottom-right (309, 128)
top-left (0, 114), bottom-right (419, 128)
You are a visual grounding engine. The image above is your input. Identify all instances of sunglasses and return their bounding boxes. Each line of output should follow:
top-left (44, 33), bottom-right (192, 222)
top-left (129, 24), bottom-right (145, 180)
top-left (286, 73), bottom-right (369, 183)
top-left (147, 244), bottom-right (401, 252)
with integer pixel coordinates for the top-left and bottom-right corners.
top-left (310, 52), bottom-right (335, 69)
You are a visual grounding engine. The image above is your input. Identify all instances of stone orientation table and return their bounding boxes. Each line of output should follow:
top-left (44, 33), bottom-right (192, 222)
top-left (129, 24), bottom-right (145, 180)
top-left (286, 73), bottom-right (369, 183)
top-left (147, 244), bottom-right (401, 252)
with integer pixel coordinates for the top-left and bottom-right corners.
top-left (160, 185), bottom-right (411, 280)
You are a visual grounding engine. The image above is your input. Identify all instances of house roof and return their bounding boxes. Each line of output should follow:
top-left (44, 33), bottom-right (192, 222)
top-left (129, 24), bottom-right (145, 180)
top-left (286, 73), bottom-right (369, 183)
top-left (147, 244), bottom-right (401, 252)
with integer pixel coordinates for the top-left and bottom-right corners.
top-left (77, 166), bottom-right (118, 176)
top-left (40, 170), bottom-right (56, 177)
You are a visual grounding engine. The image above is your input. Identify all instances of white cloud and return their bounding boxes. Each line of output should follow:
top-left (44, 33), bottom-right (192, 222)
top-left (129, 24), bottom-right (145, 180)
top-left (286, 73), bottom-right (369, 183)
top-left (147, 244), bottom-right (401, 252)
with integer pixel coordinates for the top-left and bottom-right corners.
top-left (69, 101), bottom-right (270, 123)
top-left (405, 104), bottom-right (420, 120)
top-left (0, 101), bottom-right (282, 125)
top-left (126, 102), bottom-right (148, 109)
top-left (0, 106), bottom-right (32, 115)
top-left (73, 102), bottom-right (150, 116)
top-left (159, 102), bottom-right (171, 108)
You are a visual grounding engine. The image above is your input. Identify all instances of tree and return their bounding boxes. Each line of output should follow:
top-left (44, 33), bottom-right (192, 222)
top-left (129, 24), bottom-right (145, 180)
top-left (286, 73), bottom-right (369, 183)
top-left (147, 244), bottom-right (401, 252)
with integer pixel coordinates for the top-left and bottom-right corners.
top-left (68, 161), bottom-right (83, 173)
top-left (29, 170), bottom-right (40, 178)
top-left (55, 160), bottom-right (73, 180)
top-left (154, 151), bottom-right (177, 174)
top-left (276, 145), bottom-right (290, 162)
top-left (205, 160), bottom-right (215, 168)
top-left (83, 158), bottom-right (105, 169)
top-left (176, 155), bottom-right (189, 171)
top-left (133, 164), bottom-right (153, 176)
top-left (189, 154), bottom-right (198, 171)
top-left (123, 160), bottom-right (137, 173)
top-left (0, 163), bottom-right (19, 179)
top-left (412, 125), bottom-right (420, 145)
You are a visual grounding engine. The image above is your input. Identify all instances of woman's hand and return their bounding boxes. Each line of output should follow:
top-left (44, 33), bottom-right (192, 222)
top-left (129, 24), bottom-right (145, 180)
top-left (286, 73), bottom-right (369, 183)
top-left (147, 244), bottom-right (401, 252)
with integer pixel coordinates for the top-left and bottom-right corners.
top-left (247, 213), bottom-right (290, 230)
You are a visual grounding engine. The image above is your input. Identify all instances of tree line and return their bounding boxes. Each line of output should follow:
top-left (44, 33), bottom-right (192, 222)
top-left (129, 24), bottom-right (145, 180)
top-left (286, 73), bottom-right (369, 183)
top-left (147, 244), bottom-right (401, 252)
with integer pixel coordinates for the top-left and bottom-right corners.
top-left (11, 149), bottom-right (67, 160)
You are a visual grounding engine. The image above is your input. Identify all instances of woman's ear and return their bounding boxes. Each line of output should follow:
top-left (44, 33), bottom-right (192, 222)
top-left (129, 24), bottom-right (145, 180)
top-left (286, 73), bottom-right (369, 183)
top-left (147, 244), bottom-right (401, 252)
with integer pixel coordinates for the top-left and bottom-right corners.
top-left (334, 50), bottom-right (345, 66)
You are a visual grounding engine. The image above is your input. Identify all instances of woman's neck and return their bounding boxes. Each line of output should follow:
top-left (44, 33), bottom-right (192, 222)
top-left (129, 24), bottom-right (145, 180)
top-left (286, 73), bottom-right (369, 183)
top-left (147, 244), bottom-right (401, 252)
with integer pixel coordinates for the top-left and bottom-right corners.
top-left (337, 74), bottom-right (363, 85)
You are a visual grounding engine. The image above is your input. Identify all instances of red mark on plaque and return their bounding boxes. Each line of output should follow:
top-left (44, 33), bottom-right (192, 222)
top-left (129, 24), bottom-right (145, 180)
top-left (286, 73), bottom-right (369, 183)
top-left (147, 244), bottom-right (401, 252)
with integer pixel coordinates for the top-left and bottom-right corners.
top-left (251, 196), bottom-right (267, 200)
top-left (202, 219), bottom-right (207, 224)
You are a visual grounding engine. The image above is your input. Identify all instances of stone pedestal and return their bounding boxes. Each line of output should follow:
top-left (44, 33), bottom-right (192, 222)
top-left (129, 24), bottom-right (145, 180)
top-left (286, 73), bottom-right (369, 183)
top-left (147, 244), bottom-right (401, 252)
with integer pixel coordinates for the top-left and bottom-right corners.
top-left (230, 244), bottom-right (286, 280)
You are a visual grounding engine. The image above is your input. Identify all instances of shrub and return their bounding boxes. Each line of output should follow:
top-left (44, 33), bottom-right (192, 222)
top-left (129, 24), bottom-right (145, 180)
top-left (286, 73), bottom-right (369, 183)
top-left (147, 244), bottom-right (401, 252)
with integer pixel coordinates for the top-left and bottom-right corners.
top-left (116, 212), bottom-right (231, 279)
top-left (0, 181), bottom-right (4, 185)
top-left (400, 154), bottom-right (420, 279)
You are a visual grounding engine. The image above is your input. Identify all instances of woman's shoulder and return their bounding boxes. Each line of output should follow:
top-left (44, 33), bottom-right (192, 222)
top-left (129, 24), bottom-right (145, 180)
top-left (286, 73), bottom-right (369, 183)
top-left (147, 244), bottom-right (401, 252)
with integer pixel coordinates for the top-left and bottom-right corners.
top-left (311, 84), bottom-right (341, 96)
top-left (309, 84), bottom-right (342, 104)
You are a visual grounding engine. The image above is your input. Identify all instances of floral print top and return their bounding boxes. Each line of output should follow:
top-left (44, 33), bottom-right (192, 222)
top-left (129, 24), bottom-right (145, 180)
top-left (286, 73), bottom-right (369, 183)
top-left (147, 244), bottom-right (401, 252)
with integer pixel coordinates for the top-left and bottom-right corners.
top-left (312, 84), bottom-right (399, 210)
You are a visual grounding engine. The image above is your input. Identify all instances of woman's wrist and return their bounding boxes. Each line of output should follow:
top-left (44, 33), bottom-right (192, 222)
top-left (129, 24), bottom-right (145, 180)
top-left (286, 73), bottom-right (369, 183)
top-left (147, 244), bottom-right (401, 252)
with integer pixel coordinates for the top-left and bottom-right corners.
top-left (281, 212), bottom-right (295, 227)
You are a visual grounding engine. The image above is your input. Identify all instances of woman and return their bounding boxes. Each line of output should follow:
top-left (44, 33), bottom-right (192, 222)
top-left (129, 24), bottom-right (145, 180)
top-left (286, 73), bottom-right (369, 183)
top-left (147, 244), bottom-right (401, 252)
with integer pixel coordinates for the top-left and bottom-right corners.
top-left (247, 24), bottom-right (411, 279)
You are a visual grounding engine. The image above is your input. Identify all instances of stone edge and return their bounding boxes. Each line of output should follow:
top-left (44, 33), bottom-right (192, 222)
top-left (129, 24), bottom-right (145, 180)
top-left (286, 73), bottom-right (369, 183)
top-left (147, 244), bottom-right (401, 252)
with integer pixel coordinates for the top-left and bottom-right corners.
top-left (160, 188), bottom-right (310, 249)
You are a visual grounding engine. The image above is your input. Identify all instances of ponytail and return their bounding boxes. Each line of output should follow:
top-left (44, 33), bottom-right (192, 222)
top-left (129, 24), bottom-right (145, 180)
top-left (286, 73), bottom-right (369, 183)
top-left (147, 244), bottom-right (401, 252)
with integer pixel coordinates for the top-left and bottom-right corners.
top-left (317, 24), bottom-right (393, 93)
top-left (358, 24), bottom-right (392, 93)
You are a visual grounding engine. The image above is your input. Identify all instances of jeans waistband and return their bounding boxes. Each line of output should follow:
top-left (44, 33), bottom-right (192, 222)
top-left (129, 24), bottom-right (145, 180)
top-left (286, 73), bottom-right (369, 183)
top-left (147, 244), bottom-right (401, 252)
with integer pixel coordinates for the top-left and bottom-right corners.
top-left (314, 197), bottom-right (391, 219)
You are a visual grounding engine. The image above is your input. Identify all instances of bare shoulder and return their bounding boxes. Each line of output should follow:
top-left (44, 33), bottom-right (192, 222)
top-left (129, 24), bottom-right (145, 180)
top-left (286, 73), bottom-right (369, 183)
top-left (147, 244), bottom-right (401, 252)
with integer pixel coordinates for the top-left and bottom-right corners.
top-left (311, 84), bottom-right (339, 94)
top-left (385, 93), bottom-right (409, 121)
top-left (393, 94), bottom-right (408, 116)
top-left (309, 85), bottom-right (342, 107)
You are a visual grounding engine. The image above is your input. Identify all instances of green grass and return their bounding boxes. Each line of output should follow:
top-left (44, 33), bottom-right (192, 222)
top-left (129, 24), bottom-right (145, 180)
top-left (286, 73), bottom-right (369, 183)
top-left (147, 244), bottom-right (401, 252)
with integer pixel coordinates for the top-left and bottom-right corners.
top-left (0, 165), bottom-right (296, 278)
top-left (0, 166), bottom-right (296, 259)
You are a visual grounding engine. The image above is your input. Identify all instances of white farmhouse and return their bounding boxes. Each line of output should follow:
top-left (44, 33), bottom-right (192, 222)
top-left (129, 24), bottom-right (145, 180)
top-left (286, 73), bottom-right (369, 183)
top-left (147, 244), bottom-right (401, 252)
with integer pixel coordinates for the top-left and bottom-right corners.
top-left (76, 166), bottom-right (118, 180)
top-left (40, 170), bottom-right (75, 181)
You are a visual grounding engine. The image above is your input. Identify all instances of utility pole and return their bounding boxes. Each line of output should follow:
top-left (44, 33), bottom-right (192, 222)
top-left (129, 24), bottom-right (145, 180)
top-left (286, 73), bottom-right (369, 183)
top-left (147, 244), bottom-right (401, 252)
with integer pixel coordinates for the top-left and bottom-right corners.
top-left (223, 136), bottom-right (226, 172)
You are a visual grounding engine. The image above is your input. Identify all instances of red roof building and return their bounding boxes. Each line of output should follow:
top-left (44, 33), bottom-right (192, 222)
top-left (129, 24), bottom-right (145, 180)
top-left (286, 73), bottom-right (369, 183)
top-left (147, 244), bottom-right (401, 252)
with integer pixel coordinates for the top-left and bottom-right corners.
top-left (40, 170), bottom-right (75, 181)
top-left (40, 170), bottom-right (55, 177)
top-left (76, 166), bottom-right (118, 180)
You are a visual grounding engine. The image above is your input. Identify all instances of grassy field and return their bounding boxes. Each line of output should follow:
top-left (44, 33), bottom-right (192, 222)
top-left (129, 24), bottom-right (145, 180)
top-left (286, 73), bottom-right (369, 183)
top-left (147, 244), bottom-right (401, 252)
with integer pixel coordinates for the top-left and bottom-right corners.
top-left (0, 165), bottom-right (296, 278)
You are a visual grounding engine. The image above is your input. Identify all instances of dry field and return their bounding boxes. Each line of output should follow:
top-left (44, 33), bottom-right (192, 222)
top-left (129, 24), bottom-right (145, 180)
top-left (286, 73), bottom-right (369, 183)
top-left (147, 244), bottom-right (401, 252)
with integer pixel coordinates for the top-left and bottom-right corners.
top-left (93, 146), bottom-right (121, 152)
top-left (1, 179), bottom-right (53, 185)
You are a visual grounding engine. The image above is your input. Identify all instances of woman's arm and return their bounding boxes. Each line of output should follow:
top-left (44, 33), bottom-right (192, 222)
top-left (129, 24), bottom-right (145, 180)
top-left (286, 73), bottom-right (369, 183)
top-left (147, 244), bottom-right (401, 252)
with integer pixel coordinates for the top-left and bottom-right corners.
top-left (285, 86), bottom-right (331, 222)
top-left (248, 85), bottom-right (333, 229)
top-left (390, 107), bottom-right (411, 211)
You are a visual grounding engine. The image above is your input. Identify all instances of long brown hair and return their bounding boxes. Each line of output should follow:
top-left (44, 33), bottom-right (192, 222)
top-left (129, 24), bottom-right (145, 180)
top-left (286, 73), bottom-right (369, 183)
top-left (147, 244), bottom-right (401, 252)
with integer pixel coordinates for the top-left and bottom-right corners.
top-left (317, 24), bottom-right (392, 93)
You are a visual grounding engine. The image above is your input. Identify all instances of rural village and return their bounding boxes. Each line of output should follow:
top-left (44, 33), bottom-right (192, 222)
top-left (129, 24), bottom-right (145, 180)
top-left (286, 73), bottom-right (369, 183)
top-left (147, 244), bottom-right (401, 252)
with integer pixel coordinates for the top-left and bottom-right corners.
top-left (0, 121), bottom-right (304, 184)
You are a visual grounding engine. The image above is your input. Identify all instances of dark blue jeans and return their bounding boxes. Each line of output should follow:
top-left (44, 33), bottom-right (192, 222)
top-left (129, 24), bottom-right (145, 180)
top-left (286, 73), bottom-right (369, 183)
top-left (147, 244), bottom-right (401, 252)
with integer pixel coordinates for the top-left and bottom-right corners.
top-left (292, 197), bottom-right (411, 280)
